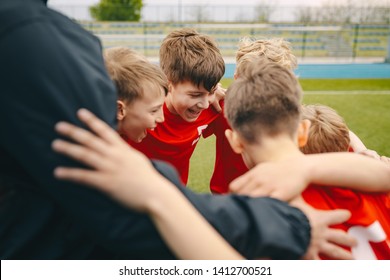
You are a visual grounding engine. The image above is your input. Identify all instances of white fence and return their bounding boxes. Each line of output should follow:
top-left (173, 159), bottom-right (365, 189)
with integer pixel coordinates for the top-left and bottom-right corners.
top-left (49, 4), bottom-right (390, 23)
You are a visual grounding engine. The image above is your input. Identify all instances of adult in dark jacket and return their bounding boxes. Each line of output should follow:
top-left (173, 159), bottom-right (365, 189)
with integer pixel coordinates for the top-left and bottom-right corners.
top-left (0, 0), bottom-right (352, 260)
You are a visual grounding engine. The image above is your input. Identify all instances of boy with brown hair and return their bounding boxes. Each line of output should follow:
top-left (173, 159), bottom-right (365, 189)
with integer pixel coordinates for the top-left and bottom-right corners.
top-left (225, 56), bottom-right (390, 259)
top-left (104, 47), bottom-right (167, 143)
top-left (130, 28), bottom-right (225, 184)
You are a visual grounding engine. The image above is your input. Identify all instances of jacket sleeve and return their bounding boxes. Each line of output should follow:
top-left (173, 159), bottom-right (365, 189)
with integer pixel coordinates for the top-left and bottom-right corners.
top-left (152, 161), bottom-right (311, 260)
top-left (0, 18), bottom-right (173, 259)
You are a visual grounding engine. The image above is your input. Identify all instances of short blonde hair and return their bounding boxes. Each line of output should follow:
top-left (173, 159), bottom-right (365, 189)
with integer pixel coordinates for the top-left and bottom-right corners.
top-left (236, 52), bottom-right (261, 77)
top-left (225, 57), bottom-right (302, 144)
top-left (236, 37), bottom-right (297, 71)
top-left (104, 47), bottom-right (168, 103)
top-left (159, 28), bottom-right (225, 92)
top-left (300, 104), bottom-right (350, 154)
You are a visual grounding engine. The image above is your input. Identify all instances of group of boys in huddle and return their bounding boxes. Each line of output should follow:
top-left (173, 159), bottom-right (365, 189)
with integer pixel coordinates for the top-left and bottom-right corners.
top-left (52, 27), bottom-right (390, 259)
top-left (6, 0), bottom-right (390, 261)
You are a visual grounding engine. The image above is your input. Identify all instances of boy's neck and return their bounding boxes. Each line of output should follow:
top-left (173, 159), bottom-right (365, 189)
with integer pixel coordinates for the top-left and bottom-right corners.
top-left (244, 135), bottom-right (303, 167)
top-left (164, 97), bottom-right (176, 115)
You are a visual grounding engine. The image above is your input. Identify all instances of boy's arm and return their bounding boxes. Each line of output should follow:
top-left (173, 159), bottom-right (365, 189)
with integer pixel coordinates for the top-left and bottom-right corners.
top-left (149, 183), bottom-right (244, 259)
top-left (230, 153), bottom-right (390, 201)
top-left (349, 130), bottom-right (389, 162)
top-left (349, 130), bottom-right (367, 152)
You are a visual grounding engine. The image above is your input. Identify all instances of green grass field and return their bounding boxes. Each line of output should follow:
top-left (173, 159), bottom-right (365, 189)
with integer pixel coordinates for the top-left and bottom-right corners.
top-left (187, 79), bottom-right (390, 193)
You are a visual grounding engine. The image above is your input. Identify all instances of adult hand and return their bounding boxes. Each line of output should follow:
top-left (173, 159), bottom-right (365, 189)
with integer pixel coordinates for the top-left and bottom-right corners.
top-left (291, 197), bottom-right (356, 260)
top-left (52, 108), bottom-right (170, 212)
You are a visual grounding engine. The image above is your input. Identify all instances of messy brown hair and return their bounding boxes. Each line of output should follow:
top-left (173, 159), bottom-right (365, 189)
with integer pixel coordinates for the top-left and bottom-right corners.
top-left (225, 57), bottom-right (303, 144)
top-left (159, 28), bottom-right (225, 92)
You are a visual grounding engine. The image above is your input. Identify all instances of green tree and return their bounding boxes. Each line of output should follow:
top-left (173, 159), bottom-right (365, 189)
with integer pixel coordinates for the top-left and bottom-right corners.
top-left (90, 0), bottom-right (143, 21)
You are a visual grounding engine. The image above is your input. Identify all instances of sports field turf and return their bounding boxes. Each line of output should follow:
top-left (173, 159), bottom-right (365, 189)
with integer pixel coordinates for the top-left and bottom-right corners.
top-left (187, 78), bottom-right (390, 193)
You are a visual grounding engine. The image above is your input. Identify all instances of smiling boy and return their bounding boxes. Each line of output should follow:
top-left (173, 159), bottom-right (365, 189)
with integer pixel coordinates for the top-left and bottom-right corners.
top-left (131, 28), bottom-right (225, 184)
top-left (104, 47), bottom-right (167, 143)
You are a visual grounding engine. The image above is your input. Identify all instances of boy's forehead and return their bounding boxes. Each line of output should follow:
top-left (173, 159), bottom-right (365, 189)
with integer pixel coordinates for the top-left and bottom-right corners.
top-left (173, 80), bottom-right (209, 92)
top-left (133, 90), bottom-right (165, 106)
top-left (143, 80), bottom-right (166, 95)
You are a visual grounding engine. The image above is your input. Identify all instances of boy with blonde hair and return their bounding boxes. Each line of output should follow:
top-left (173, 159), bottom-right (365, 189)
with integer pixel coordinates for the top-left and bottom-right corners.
top-left (300, 104), bottom-right (390, 259)
top-left (301, 104), bottom-right (351, 154)
top-left (131, 28), bottom-right (225, 184)
top-left (104, 47), bottom-right (167, 143)
top-left (236, 37), bottom-right (297, 71)
top-left (204, 37), bottom-right (297, 194)
top-left (225, 57), bottom-right (390, 259)
top-left (301, 104), bottom-right (390, 163)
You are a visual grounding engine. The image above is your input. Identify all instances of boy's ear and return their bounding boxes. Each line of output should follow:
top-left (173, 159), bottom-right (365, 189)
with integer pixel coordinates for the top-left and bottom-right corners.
top-left (233, 72), bottom-right (238, 80)
top-left (167, 81), bottom-right (173, 93)
top-left (225, 129), bottom-right (244, 154)
top-left (298, 119), bottom-right (311, 148)
top-left (117, 100), bottom-right (126, 121)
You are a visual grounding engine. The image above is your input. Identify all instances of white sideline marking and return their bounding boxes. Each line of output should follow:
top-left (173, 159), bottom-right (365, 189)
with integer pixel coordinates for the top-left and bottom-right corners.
top-left (304, 90), bottom-right (390, 95)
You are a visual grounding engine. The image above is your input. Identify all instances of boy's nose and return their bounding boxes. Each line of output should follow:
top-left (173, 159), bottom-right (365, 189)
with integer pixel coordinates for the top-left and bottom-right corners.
top-left (197, 98), bottom-right (210, 109)
top-left (156, 111), bottom-right (165, 123)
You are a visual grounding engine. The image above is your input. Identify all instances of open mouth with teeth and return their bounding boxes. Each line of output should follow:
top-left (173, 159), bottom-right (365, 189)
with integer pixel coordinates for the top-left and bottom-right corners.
top-left (187, 108), bottom-right (202, 118)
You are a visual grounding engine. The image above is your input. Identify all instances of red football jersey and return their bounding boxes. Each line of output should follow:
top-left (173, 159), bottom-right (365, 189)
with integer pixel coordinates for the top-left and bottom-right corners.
top-left (130, 103), bottom-right (220, 184)
top-left (303, 184), bottom-right (390, 259)
top-left (203, 106), bottom-right (248, 194)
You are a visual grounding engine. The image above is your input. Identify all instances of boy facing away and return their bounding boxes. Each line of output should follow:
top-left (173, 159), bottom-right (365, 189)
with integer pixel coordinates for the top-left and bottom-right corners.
top-left (300, 104), bottom-right (390, 259)
top-left (130, 28), bottom-right (225, 184)
top-left (224, 56), bottom-right (390, 259)
top-left (103, 47), bottom-right (167, 143)
top-left (208, 37), bottom-right (383, 194)
top-left (301, 104), bottom-right (390, 164)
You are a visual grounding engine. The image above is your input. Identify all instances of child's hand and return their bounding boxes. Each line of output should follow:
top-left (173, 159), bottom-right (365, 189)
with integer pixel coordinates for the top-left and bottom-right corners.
top-left (358, 149), bottom-right (390, 166)
top-left (358, 149), bottom-right (381, 160)
top-left (229, 155), bottom-right (309, 201)
top-left (52, 109), bottom-right (169, 212)
top-left (380, 155), bottom-right (390, 165)
top-left (211, 83), bottom-right (226, 113)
